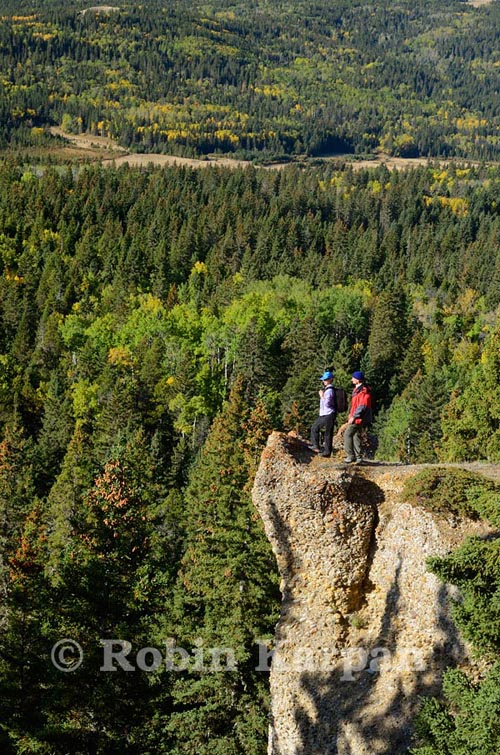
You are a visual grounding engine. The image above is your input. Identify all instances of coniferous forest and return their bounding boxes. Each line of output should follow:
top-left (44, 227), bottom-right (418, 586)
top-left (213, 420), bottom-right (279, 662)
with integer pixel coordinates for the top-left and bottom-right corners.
top-left (1, 1), bottom-right (500, 754)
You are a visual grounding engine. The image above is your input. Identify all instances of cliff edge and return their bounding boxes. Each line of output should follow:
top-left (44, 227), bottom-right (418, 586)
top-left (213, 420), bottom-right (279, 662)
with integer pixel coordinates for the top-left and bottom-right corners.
top-left (252, 432), bottom-right (493, 755)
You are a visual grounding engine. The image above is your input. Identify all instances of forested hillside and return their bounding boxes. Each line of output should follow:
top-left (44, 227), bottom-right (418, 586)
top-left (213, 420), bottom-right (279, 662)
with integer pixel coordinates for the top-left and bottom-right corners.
top-left (0, 159), bottom-right (500, 752)
top-left (1, 0), bottom-right (500, 160)
top-left (1, 1), bottom-right (500, 751)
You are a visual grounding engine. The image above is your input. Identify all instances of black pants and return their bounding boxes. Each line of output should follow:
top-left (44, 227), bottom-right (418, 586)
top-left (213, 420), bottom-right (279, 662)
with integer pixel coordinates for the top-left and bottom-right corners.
top-left (310, 413), bottom-right (336, 455)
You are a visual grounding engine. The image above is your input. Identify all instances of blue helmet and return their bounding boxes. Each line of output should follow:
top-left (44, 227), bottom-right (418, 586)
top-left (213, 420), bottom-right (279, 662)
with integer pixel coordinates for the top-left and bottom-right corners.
top-left (320, 370), bottom-right (334, 381)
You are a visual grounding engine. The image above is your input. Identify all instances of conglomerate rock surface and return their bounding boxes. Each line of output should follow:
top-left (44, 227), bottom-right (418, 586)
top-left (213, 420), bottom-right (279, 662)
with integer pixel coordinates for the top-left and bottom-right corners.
top-left (252, 432), bottom-right (494, 755)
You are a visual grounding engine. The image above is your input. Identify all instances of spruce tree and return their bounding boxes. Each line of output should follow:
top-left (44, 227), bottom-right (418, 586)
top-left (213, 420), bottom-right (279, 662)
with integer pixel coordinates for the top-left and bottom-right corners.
top-left (440, 325), bottom-right (500, 461)
top-left (0, 419), bottom-right (36, 580)
top-left (0, 501), bottom-right (54, 753)
top-left (408, 472), bottom-right (500, 755)
top-left (163, 376), bottom-right (280, 755)
top-left (281, 313), bottom-right (325, 435)
top-left (366, 284), bottom-right (413, 406)
top-left (37, 431), bottom-right (179, 753)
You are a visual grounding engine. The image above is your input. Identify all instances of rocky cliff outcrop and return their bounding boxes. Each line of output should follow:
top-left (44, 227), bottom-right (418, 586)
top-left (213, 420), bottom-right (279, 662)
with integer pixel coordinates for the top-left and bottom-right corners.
top-left (252, 432), bottom-right (492, 755)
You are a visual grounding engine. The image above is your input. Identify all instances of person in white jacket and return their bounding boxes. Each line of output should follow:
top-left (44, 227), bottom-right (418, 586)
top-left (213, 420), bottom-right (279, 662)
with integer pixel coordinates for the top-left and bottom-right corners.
top-left (310, 370), bottom-right (337, 457)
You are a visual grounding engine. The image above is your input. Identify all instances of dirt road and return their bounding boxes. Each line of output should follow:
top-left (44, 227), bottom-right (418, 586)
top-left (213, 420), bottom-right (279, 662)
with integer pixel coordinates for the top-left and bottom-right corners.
top-left (49, 127), bottom-right (481, 172)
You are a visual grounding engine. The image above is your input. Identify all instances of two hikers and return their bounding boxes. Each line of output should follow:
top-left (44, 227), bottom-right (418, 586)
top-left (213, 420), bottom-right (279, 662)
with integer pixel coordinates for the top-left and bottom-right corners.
top-left (310, 369), bottom-right (372, 464)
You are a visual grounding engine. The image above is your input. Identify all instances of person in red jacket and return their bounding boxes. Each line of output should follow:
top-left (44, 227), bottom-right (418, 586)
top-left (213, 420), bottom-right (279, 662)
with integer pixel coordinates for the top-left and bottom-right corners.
top-left (344, 371), bottom-right (372, 464)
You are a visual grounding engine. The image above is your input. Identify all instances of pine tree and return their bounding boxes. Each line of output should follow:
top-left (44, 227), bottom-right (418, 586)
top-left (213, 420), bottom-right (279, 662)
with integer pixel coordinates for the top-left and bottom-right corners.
top-left (281, 313), bottom-right (324, 435)
top-left (36, 431), bottom-right (179, 753)
top-left (366, 284), bottom-right (413, 406)
top-left (0, 502), bottom-right (53, 752)
top-left (231, 319), bottom-right (282, 405)
top-left (0, 419), bottom-right (36, 584)
top-left (407, 471), bottom-right (500, 755)
top-left (162, 377), bottom-right (280, 754)
top-left (44, 422), bottom-right (96, 576)
top-left (440, 325), bottom-right (500, 461)
top-left (34, 369), bottom-right (74, 495)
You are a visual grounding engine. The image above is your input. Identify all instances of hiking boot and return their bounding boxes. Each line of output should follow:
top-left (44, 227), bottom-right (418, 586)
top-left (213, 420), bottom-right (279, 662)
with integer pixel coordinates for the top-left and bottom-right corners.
top-left (343, 457), bottom-right (355, 463)
top-left (320, 452), bottom-right (331, 458)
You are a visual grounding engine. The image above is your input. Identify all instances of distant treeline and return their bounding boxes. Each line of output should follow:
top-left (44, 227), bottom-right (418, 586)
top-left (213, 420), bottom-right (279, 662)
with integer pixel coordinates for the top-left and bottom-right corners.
top-left (1, 0), bottom-right (500, 159)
